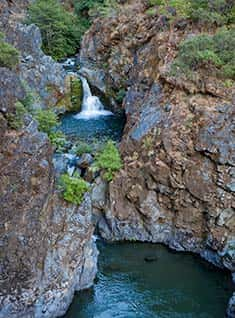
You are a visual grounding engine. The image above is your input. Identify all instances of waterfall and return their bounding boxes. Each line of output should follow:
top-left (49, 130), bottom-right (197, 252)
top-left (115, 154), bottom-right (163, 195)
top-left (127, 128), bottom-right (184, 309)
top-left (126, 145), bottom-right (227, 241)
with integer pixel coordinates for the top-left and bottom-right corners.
top-left (74, 77), bottom-right (113, 119)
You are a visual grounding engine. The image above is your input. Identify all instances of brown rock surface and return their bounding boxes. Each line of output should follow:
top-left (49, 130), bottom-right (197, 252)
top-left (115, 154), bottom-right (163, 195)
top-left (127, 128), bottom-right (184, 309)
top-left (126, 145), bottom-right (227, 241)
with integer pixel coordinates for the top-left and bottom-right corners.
top-left (0, 2), bottom-right (97, 318)
top-left (80, 1), bottom-right (235, 315)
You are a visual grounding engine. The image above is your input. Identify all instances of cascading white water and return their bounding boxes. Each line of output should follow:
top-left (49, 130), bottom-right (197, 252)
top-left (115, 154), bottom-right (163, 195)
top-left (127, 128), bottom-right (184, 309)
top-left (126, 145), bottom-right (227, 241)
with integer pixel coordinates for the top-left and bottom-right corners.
top-left (74, 77), bottom-right (113, 119)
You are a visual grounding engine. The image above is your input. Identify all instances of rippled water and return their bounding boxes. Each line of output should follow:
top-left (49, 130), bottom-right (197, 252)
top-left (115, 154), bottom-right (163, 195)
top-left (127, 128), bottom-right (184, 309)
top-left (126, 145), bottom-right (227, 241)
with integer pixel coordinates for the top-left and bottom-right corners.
top-left (64, 241), bottom-right (233, 318)
top-left (59, 112), bottom-right (125, 143)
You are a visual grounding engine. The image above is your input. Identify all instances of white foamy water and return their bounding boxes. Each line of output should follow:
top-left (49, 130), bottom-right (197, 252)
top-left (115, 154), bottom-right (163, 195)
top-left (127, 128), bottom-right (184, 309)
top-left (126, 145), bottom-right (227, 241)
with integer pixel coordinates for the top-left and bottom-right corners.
top-left (74, 76), bottom-right (113, 120)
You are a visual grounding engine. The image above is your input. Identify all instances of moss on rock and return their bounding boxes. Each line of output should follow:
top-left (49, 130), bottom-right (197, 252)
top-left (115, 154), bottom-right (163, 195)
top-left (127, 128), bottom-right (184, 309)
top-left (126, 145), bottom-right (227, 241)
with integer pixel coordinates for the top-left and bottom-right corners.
top-left (56, 75), bottom-right (83, 112)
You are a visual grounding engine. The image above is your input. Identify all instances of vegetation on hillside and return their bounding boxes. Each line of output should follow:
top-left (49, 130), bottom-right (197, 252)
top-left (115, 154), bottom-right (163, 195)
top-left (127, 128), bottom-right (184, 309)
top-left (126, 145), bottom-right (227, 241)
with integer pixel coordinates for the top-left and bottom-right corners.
top-left (171, 28), bottom-right (235, 80)
top-left (92, 140), bottom-right (122, 181)
top-left (60, 173), bottom-right (89, 204)
top-left (0, 32), bottom-right (19, 69)
top-left (35, 109), bottom-right (59, 134)
top-left (35, 109), bottom-right (67, 150)
top-left (147, 0), bottom-right (234, 26)
top-left (27, 0), bottom-right (85, 60)
top-left (7, 102), bottom-right (27, 130)
top-left (74, 0), bottom-right (119, 19)
top-left (27, 0), bottom-right (119, 60)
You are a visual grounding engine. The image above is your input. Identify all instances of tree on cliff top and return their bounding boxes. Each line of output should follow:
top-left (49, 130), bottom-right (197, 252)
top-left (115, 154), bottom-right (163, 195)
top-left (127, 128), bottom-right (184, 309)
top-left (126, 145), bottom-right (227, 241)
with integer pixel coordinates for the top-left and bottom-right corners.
top-left (27, 0), bottom-right (85, 60)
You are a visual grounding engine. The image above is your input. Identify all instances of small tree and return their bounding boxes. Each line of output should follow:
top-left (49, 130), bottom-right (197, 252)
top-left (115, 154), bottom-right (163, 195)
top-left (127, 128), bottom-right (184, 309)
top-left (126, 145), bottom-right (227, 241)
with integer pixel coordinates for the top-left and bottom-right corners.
top-left (0, 32), bottom-right (19, 69)
top-left (35, 109), bottom-right (58, 134)
top-left (92, 140), bottom-right (122, 181)
top-left (60, 173), bottom-right (89, 205)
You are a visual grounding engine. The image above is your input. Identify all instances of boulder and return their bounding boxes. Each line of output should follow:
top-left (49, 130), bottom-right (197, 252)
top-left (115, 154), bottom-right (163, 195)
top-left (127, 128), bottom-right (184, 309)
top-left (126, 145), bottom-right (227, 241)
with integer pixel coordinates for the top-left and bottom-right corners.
top-left (76, 153), bottom-right (93, 169)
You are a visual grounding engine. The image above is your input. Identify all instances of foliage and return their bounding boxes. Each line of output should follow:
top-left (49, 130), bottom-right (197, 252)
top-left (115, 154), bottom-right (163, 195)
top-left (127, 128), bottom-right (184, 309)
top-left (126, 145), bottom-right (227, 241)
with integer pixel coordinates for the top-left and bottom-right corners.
top-left (0, 32), bottom-right (19, 69)
top-left (142, 135), bottom-right (154, 151)
top-left (188, 0), bottom-right (234, 26)
top-left (72, 142), bottom-right (93, 156)
top-left (89, 0), bottom-right (119, 18)
top-left (19, 81), bottom-right (37, 113)
top-left (115, 88), bottom-right (126, 104)
top-left (49, 131), bottom-right (67, 152)
top-left (171, 28), bottom-right (235, 80)
top-left (74, 0), bottom-right (104, 15)
top-left (27, 0), bottom-right (120, 59)
top-left (92, 140), bottom-right (122, 181)
top-left (60, 173), bottom-right (89, 205)
top-left (147, 0), bottom-right (234, 26)
top-left (35, 109), bottom-right (59, 134)
top-left (7, 102), bottom-right (27, 130)
top-left (27, 0), bottom-right (84, 60)
top-left (74, 0), bottom-right (119, 19)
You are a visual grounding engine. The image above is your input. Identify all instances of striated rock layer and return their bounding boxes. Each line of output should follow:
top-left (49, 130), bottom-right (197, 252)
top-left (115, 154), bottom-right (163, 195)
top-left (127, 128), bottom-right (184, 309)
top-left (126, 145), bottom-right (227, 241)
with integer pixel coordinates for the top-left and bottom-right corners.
top-left (80, 0), bottom-right (235, 315)
top-left (0, 1), bottom-right (97, 317)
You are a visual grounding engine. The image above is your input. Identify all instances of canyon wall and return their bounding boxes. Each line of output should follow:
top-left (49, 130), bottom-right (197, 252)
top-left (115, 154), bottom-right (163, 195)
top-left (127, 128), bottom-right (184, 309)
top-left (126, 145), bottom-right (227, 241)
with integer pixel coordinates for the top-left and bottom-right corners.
top-left (0, 1), bottom-right (97, 317)
top-left (80, 1), bottom-right (235, 315)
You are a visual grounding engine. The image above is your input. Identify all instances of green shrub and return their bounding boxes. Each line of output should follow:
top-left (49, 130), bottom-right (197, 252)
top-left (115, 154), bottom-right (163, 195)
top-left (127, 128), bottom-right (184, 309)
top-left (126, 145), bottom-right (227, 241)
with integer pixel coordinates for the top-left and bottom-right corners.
top-left (49, 131), bottom-right (67, 152)
top-left (35, 109), bottom-right (59, 134)
top-left (7, 102), bottom-right (26, 130)
top-left (92, 140), bottom-right (122, 181)
top-left (74, 0), bottom-right (104, 15)
top-left (147, 0), bottom-right (234, 26)
top-left (0, 32), bottom-right (19, 69)
top-left (27, 0), bottom-right (84, 60)
top-left (60, 173), bottom-right (89, 204)
top-left (72, 142), bottom-right (93, 156)
top-left (89, 0), bottom-right (119, 18)
top-left (171, 28), bottom-right (235, 80)
top-left (75, 0), bottom-right (119, 18)
top-left (20, 81), bottom-right (36, 113)
top-left (115, 88), bottom-right (126, 104)
top-left (188, 0), bottom-right (234, 26)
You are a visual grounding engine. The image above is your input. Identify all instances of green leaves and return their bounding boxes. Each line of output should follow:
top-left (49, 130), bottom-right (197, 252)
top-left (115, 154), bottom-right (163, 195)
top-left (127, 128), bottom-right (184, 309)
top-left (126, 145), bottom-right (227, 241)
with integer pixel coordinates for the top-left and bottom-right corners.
top-left (147, 0), bottom-right (234, 26)
top-left (171, 28), bottom-right (235, 80)
top-left (27, 0), bottom-right (83, 60)
top-left (35, 109), bottom-right (59, 135)
top-left (0, 32), bottom-right (19, 69)
top-left (49, 131), bottom-right (67, 152)
top-left (60, 174), bottom-right (89, 205)
top-left (92, 140), bottom-right (122, 181)
top-left (7, 102), bottom-right (27, 130)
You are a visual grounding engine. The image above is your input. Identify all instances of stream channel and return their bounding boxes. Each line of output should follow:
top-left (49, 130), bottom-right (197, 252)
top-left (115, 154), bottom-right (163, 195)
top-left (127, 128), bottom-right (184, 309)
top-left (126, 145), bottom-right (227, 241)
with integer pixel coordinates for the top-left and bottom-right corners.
top-left (60, 58), bottom-right (233, 318)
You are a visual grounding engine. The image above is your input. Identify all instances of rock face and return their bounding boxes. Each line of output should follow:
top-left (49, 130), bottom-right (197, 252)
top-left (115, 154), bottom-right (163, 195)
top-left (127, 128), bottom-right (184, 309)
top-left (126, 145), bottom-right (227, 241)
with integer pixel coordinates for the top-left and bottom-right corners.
top-left (0, 2), bottom-right (97, 318)
top-left (0, 0), bottom-right (66, 109)
top-left (0, 68), bottom-right (97, 318)
top-left (80, 0), bottom-right (235, 315)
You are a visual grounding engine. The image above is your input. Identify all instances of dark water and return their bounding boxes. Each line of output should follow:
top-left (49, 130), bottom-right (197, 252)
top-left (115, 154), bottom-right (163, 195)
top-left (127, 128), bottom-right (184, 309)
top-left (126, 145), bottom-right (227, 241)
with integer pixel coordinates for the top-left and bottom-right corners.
top-left (59, 112), bottom-right (126, 143)
top-left (64, 241), bottom-right (233, 318)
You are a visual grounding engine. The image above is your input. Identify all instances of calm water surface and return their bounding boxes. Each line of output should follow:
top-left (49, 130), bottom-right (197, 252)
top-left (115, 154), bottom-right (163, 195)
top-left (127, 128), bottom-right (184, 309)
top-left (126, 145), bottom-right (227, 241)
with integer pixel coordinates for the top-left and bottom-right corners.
top-left (64, 241), bottom-right (233, 318)
top-left (59, 113), bottom-right (125, 143)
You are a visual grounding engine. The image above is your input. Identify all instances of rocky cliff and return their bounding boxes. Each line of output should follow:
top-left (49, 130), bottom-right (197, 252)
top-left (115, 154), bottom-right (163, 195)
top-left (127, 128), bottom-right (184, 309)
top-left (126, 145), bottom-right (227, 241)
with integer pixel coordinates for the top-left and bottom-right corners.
top-left (0, 1), bottom-right (97, 317)
top-left (0, 0), bottom-right (66, 109)
top-left (79, 0), bottom-right (235, 315)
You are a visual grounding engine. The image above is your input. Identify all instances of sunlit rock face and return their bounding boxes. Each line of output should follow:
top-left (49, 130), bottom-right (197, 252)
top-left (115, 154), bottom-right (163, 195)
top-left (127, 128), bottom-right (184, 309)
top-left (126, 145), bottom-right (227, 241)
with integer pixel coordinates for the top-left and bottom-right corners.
top-left (0, 2), bottom-right (97, 318)
top-left (80, 0), bottom-right (234, 315)
top-left (0, 115), bottom-right (97, 317)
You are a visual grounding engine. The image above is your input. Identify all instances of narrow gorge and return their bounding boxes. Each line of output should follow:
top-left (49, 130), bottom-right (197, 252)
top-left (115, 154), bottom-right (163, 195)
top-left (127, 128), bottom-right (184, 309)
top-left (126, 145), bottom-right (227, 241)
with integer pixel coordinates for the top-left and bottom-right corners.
top-left (0, 1), bottom-right (234, 318)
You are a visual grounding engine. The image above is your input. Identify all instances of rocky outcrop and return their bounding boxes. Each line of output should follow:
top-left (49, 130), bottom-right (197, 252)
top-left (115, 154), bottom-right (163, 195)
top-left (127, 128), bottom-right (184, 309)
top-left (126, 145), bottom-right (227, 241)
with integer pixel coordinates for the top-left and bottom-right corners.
top-left (80, 0), bottom-right (235, 315)
top-left (0, 64), bottom-right (97, 318)
top-left (0, 2), bottom-right (97, 318)
top-left (0, 0), bottom-right (66, 109)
